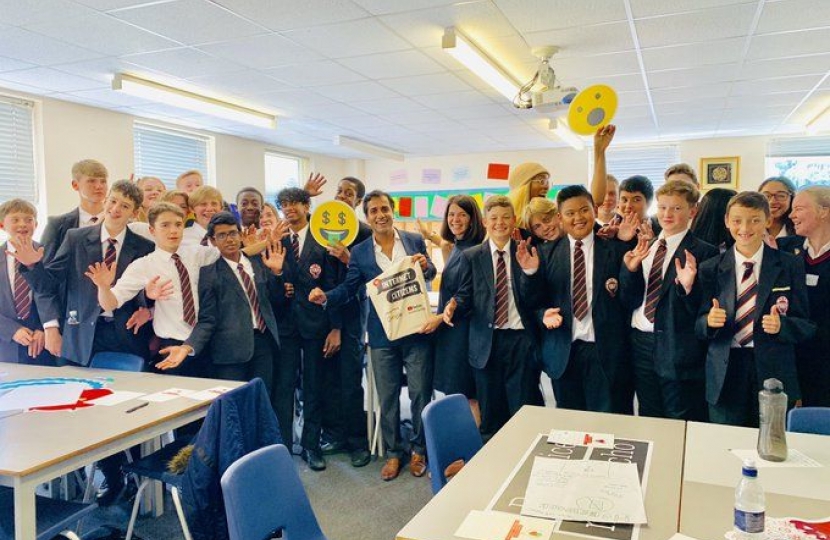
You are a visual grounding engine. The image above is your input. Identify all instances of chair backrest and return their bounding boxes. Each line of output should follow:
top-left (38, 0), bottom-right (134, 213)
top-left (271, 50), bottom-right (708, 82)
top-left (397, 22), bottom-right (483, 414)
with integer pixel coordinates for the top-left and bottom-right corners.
top-left (787, 407), bottom-right (830, 435)
top-left (89, 352), bottom-right (145, 372)
top-left (422, 394), bottom-right (483, 494)
top-left (221, 444), bottom-right (327, 540)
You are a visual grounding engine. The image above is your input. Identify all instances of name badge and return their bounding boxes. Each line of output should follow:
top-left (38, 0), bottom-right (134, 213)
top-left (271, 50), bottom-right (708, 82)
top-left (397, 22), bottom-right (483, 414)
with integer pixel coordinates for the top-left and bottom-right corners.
top-left (807, 274), bottom-right (819, 287)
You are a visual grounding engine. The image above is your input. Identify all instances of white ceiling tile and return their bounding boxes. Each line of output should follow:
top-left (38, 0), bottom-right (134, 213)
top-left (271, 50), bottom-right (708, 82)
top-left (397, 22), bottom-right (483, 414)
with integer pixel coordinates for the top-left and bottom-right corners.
top-left (730, 74), bottom-right (823, 96)
top-left (25, 13), bottom-right (181, 57)
top-left (636, 3), bottom-right (757, 48)
top-left (111, 0), bottom-right (267, 45)
top-left (756, 0), bottom-right (830, 34)
top-left (552, 52), bottom-right (642, 81)
top-left (199, 33), bottom-right (324, 69)
top-left (721, 105), bottom-right (793, 121)
top-left (282, 18), bottom-right (412, 59)
top-left (496, 0), bottom-right (627, 33)
top-left (747, 28), bottom-right (830, 61)
top-left (291, 102), bottom-right (367, 120)
top-left (0, 27), bottom-right (103, 66)
top-left (378, 72), bottom-right (472, 96)
top-left (338, 50), bottom-right (445, 79)
top-left (648, 63), bottom-right (740, 89)
top-left (725, 91), bottom-right (805, 108)
top-left (441, 102), bottom-right (516, 121)
top-left (186, 70), bottom-right (294, 96)
top-left (406, 119), bottom-right (472, 134)
top-left (350, 97), bottom-right (428, 115)
top-left (615, 104), bottom-right (657, 119)
top-left (52, 57), bottom-right (177, 83)
top-left (526, 22), bottom-right (635, 58)
top-left (376, 108), bottom-right (450, 125)
top-left (212, 0), bottom-right (369, 31)
top-left (123, 48), bottom-right (245, 79)
top-left (255, 90), bottom-right (341, 111)
top-left (379, 1), bottom-right (516, 48)
top-left (642, 38), bottom-right (746, 71)
top-left (411, 90), bottom-right (498, 109)
top-left (0, 0), bottom-right (95, 25)
top-left (629, 0), bottom-right (757, 18)
top-left (73, 0), bottom-right (160, 10)
top-left (326, 115), bottom-right (393, 130)
top-left (655, 99), bottom-right (726, 116)
top-left (740, 54), bottom-right (830, 80)
top-left (352, 0), bottom-right (459, 16)
top-left (265, 61), bottom-right (366, 87)
top-left (0, 56), bottom-right (36, 73)
top-left (571, 73), bottom-right (646, 93)
top-left (62, 88), bottom-right (154, 108)
top-left (0, 67), bottom-right (104, 92)
top-left (0, 79), bottom-right (54, 95)
top-left (651, 85), bottom-right (732, 103)
top-left (120, 102), bottom-right (204, 119)
top-left (616, 90), bottom-right (652, 106)
top-left (313, 80), bottom-right (402, 101)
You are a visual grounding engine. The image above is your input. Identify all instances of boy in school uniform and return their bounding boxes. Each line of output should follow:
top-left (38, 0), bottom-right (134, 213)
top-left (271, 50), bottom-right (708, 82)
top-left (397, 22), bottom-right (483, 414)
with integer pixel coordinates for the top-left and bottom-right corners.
top-left (182, 186), bottom-right (223, 247)
top-left (520, 185), bottom-right (630, 413)
top-left (87, 202), bottom-right (220, 377)
top-left (40, 159), bottom-right (109, 262)
top-left (275, 187), bottom-right (342, 472)
top-left (696, 191), bottom-right (815, 427)
top-left (619, 180), bottom-right (718, 420)
top-left (14, 180), bottom-right (155, 366)
top-left (0, 199), bottom-right (53, 366)
top-left (451, 195), bottom-right (540, 439)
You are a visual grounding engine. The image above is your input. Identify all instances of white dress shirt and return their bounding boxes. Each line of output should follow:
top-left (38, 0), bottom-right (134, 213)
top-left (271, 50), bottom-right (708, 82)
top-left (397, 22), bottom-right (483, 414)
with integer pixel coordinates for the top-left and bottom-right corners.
top-left (79, 208), bottom-right (103, 227)
top-left (631, 230), bottom-right (687, 332)
top-left (99, 225), bottom-right (127, 318)
top-left (181, 222), bottom-right (209, 247)
top-left (223, 254), bottom-right (261, 329)
top-left (127, 221), bottom-right (154, 242)
top-left (805, 238), bottom-right (830, 259)
top-left (111, 245), bottom-right (220, 340)
top-left (373, 230), bottom-right (406, 272)
top-left (289, 224), bottom-right (310, 258)
top-left (569, 233), bottom-right (595, 343)
top-left (731, 244), bottom-right (764, 349)
top-left (489, 239), bottom-right (524, 330)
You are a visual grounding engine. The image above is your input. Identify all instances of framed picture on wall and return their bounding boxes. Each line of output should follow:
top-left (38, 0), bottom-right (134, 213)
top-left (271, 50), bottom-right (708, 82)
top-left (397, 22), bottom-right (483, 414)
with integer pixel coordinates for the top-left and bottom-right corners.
top-left (700, 156), bottom-right (740, 190)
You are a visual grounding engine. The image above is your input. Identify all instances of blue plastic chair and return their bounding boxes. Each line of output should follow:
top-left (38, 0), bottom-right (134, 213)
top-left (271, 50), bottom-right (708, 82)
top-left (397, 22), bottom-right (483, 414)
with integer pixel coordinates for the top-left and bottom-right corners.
top-left (0, 486), bottom-right (96, 540)
top-left (221, 444), bottom-right (327, 540)
top-left (89, 352), bottom-right (145, 372)
top-left (787, 407), bottom-right (830, 435)
top-left (422, 394), bottom-right (483, 494)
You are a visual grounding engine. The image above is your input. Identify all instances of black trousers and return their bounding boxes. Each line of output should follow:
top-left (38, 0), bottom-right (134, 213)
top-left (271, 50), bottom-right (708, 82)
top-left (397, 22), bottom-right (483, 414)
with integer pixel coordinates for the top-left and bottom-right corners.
top-left (321, 315), bottom-right (367, 451)
top-left (709, 348), bottom-right (760, 427)
top-left (148, 337), bottom-right (204, 377)
top-left (209, 331), bottom-right (276, 397)
top-left (279, 334), bottom-right (326, 452)
top-left (91, 317), bottom-right (150, 364)
top-left (553, 340), bottom-right (613, 413)
top-left (631, 329), bottom-right (707, 421)
top-left (475, 330), bottom-right (536, 440)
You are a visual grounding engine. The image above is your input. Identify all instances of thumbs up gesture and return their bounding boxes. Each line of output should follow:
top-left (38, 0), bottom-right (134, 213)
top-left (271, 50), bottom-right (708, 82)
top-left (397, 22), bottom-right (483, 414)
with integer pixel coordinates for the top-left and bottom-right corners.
top-left (707, 298), bottom-right (727, 328)
top-left (762, 305), bottom-right (781, 334)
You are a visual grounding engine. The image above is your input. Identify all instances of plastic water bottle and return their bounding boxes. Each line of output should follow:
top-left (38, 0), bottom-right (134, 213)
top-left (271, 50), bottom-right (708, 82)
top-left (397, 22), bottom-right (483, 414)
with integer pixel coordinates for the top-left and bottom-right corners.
top-left (734, 459), bottom-right (765, 538)
top-left (758, 378), bottom-right (788, 462)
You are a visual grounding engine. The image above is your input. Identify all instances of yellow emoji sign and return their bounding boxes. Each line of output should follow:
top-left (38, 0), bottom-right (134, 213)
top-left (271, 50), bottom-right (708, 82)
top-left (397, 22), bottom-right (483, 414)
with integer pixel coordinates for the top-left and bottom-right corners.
top-left (567, 84), bottom-right (618, 135)
top-left (310, 200), bottom-right (359, 247)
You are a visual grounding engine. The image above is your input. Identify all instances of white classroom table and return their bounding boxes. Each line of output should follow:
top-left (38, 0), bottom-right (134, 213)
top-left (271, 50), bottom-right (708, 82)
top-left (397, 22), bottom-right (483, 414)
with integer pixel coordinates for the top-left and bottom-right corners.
top-left (680, 421), bottom-right (830, 539)
top-left (397, 405), bottom-right (687, 540)
top-left (0, 364), bottom-right (242, 540)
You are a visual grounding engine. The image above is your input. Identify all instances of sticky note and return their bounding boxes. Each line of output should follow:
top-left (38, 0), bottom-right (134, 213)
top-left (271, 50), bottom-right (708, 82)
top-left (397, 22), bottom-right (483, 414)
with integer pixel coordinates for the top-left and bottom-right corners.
top-left (415, 197), bottom-right (429, 218)
top-left (390, 169), bottom-right (407, 185)
top-left (431, 195), bottom-right (448, 218)
top-left (422, 168), bottom-right (441, 184)
top-left (452, 166), bottom-right (470, 182)
top-left (487, 163), bottom-right (509, 180)
top-left (398, 197), bottom-right (413, 217)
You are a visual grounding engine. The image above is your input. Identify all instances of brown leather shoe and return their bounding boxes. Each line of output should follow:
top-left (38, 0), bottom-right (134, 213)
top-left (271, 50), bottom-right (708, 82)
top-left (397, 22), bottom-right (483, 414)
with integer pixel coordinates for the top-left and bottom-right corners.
top-left (381, 458), bottom-right (400, 481)
top-left (443, 459), bottom-right (465, 480)
top-left (410, 452), bottom-right (427, 477)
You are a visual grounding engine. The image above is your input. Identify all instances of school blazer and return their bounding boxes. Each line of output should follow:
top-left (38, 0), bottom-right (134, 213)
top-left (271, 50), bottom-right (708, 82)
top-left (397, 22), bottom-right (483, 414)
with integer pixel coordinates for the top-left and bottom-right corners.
top-left (619, 233), bottom-right (718, 380)
top-left (278, 232), bottom-right (342, 340)
top-left (521, 236), bottom-right (630, 381)
top-left (0, 242), bottom-right (54, 363)
top-left (22, 224), bottom-right (155, 366)
top-left (454, 240), bottom-right (539, 369)
top-left (40, 208), bottom-right (80, 263)
top-left (325, 229), bottom-right (437, 349)
top-left (185, 257), bottom-right (281, 365)
top-left (694, 245), bottom-right (816, 403)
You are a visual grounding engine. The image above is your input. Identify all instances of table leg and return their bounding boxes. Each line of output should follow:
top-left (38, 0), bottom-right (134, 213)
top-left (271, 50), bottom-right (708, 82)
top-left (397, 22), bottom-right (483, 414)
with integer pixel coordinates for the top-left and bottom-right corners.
top-left (13, 478), bottom-right (36, 540)
top-left (139, 436), bottom-right (164, 517)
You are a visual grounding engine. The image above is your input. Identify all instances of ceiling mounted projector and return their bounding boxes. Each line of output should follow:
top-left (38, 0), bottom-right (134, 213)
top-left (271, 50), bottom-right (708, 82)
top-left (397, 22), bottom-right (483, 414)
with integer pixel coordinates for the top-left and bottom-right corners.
top-left (514, 45), bottom-right (578, 114)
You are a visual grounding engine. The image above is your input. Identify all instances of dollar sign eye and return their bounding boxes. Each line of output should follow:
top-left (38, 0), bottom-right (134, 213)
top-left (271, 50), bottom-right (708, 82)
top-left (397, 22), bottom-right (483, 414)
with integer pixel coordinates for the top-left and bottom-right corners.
top-left (338, 212), bottom-right (346, 225)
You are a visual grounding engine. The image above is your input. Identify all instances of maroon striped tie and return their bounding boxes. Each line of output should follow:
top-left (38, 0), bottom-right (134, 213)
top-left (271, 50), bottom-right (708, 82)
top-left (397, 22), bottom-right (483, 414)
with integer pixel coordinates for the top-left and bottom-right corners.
top-left (291, 233), bottom-right (300, 262)
top-left (644, 239), bottom-right (667, 323)
top-left (200, 234), bottom-right (209, 247)
top-left (13, 262), bottom-right (31, 320)
top-left (494, 250), bottom-right (509, 328)
top-left (572, 240), bottom-right (588, 320)
top-left (172, 253), bottom-right (197, 326)
top-left (104, 238), bottom-right (117, 268)
top-left (735, 262), bottom-right (757, 347)
top-left (238, 263), bottom-right (267, 331)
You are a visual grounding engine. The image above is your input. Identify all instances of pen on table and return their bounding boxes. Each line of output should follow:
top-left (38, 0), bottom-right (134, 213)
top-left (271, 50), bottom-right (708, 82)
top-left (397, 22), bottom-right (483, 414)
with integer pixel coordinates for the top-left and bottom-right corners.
top-left (125, 402), bottom-right (149, 414)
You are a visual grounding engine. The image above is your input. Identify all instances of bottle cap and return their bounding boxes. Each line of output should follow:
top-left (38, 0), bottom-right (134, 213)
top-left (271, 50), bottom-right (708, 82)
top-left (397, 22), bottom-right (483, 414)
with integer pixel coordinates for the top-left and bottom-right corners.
top-left (742, 459), bottom-right (758, 477)
top-left (763, 378), bottom-right (783, 392)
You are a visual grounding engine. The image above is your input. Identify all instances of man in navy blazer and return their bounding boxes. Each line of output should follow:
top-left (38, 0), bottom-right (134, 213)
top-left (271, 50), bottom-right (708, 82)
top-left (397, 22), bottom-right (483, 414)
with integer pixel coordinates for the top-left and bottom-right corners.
top-left (17, 181), bottom-right (155, 367)
top-left (310, 190), bottom-right (436, 482)
top-left (0, 199), bottom-right (54, 366)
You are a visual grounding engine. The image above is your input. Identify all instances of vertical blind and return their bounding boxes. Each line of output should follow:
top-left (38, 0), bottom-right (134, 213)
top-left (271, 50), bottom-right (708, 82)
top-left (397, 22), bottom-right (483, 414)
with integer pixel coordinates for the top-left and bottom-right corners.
top-left (133, 123), bottom-right (210, 188)
top-left (604, 145), bottom-right (681, 188)
top-left (0, 96), bottom-right (36, 203)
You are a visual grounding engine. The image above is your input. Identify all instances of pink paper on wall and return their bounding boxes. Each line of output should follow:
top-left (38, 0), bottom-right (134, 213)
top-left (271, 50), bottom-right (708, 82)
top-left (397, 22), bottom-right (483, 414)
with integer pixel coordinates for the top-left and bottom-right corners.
top-left (422, 168), bottom-right (441, 184)
top-left (414, 197), bottom-right (429, 218)
top-left (390, 169), bottom-right (408, 186)
top-left (431, 195), bottom-right (448, 218)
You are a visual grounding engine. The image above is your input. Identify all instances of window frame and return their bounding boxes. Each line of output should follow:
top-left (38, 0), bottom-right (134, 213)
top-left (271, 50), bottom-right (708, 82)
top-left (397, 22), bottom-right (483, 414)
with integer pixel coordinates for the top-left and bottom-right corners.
top-left (133, 121), bottom-right (216, 189)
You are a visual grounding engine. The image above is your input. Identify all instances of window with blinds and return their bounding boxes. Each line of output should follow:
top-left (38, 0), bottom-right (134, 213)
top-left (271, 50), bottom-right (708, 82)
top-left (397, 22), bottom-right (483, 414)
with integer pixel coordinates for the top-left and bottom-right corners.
top-left (133, 123), bottom-right (212, 188)
top-left (264, 152), bottom-right (303, 204)
top-left (766, 136), bottom-right (830, 187)
top-left (0, 96), bottom-right (37, 203)
top-left (602, 145), bottom-right (681, 189)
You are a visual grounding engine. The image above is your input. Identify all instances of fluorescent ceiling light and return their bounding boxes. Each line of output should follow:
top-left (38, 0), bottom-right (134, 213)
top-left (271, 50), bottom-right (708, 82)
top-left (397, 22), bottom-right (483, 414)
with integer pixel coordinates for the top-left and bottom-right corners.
top-left (806, 105), bottom-right (830, 134)
top-left (442, 27), bottom-right (520, 102)
top-left (335, 136), bottom-right (404, 161)
top-left (112, 73), bottom-right (276, 129)
top-left (549, 118), bottom-right (585, 151)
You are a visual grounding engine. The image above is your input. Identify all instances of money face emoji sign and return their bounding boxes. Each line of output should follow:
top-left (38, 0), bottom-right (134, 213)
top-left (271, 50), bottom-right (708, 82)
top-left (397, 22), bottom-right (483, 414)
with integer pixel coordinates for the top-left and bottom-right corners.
top-left (310, 200), bottom-right (359, 247)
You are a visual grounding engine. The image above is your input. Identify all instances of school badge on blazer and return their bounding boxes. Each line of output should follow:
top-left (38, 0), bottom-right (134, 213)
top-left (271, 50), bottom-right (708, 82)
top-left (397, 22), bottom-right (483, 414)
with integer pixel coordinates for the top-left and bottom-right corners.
top-left (309, 263), bottom-right (322, 279)
top-left (605, 277), bottom-right (618, 297)
top-left (776, 295), bottom-right (789, 316)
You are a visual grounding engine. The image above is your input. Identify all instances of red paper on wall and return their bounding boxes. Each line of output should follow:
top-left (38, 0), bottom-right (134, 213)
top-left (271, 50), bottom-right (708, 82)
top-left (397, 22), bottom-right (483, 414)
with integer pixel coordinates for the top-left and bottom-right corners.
top-left (487, 163), bottom-right (510, 180)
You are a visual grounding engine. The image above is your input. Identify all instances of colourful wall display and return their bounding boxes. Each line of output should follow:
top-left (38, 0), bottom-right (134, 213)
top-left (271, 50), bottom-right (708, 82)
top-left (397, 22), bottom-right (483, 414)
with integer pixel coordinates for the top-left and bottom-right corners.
top-left (389, 187), bottom-right (565, 221)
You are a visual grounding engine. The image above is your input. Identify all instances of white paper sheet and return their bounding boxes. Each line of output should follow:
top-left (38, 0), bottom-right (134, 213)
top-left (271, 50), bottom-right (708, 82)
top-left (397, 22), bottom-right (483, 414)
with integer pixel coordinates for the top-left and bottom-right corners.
top-left (667, 535), bottom-right (702, 540)
top-left (455, 510), bottom-right (555, 540)
top-left (0, 382), bottom-right (85, 411)
top-left (138, 388), bottom-right (196, 402)
top-left (93, 391), bottom-right (146, 406)
top-left (730, 449), bottom-right (822, 468)
top-left (547, 430), bottom-right (615, 449)
top-left (184, 386), bottom-right (234, 401)
top-left (521, 457), bottom-right (647, 524)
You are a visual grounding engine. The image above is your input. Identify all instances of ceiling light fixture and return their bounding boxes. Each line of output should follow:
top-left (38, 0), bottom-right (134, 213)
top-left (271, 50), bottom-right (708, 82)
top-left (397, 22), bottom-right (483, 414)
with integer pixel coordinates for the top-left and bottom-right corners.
top-left (335, 136), bottom-right (404, 161)
top-left (549, 118), bottom-right (585, 151)
top-left (442, 27), bottom-right (520, 102)
top-left (112, 73), bottom-right (277, 129)
top-left (806, 104), bottom-right (830, 134)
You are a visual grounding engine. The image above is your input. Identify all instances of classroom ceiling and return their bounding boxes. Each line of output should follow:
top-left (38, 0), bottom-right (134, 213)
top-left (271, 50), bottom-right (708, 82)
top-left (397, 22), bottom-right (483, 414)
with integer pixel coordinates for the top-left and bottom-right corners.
top-left (0, 0), bottom-right (829, 159)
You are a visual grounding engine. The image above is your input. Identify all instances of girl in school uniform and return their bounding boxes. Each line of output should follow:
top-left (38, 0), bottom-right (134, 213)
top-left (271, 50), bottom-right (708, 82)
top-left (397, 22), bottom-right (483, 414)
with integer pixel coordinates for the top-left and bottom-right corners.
top-left (760, 176), bottom-right (797, 243)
